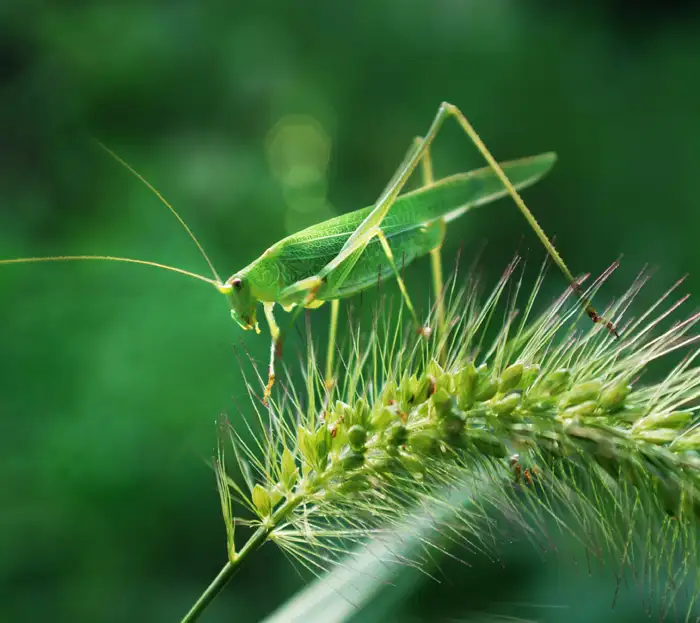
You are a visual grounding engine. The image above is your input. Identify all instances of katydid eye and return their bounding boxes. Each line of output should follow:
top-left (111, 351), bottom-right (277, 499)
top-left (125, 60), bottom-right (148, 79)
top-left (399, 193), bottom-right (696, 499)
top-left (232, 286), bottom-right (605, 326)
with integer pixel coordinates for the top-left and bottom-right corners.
top-left (232, 278), bottom-right (243, 290)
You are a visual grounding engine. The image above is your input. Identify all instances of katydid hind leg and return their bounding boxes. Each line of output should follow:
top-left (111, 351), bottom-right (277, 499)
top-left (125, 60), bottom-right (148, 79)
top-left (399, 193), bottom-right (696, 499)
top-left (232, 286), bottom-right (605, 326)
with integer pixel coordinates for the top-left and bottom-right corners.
top-left (435, 103), bottom-right (617, 336)
top-left (374, 137), bottom-right (422, 203)
top-left (348, 101), bottom-right (614, 337)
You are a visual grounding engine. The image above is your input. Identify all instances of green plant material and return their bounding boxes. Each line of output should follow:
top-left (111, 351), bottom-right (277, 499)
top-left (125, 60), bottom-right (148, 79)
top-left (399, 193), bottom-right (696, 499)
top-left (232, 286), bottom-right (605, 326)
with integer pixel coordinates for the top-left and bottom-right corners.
top-left (499, 362), bottom-right (524, 393)
top-left (280, 446), bottom-right (298, 491)
top-left (185, 261), bottom-right (700, 622)
top-left (251, 484), bottom-right (272, 517)
top-left (260, 483), bottom-right (499, 623)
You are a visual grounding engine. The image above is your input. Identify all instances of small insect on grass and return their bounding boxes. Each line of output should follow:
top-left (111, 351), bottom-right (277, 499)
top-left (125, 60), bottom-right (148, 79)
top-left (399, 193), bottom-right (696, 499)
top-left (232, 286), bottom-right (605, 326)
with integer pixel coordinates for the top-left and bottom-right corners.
top-left (0, 102), bottom-right (616, 404)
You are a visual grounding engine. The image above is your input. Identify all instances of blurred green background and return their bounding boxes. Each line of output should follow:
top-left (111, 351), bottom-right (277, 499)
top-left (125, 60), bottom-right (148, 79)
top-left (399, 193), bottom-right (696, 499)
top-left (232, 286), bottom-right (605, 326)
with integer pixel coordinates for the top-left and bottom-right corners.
top-left (1, 1), bottom-right (699, 621)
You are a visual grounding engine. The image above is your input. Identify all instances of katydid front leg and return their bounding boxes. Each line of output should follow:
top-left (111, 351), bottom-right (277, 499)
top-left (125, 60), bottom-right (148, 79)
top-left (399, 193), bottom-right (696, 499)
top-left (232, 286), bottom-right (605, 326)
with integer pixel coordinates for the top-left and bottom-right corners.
top-left (263, 302), bottom-right (281, 404)
top-left (262, 284), bottom-right (327, 405)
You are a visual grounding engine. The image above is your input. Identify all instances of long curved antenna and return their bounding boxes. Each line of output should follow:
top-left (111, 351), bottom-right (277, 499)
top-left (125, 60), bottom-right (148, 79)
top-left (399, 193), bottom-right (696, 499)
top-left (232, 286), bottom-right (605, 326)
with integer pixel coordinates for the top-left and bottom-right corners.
top-left (95, 140), bottom-right (223, 284)
top-left (0, 255), bottom-right (220, 288)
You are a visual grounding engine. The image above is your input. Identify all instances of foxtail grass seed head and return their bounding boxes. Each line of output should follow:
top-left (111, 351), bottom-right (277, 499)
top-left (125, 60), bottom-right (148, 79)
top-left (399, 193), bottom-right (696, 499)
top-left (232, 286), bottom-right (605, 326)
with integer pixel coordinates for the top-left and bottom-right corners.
top-left (216, 260), bottom-right (700, 617)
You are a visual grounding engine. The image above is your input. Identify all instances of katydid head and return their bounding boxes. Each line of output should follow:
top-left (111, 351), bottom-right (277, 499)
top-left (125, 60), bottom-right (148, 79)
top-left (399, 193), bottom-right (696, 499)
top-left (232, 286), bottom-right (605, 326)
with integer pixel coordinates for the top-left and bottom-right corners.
top-left (220, 274), bottom-right (260, 333)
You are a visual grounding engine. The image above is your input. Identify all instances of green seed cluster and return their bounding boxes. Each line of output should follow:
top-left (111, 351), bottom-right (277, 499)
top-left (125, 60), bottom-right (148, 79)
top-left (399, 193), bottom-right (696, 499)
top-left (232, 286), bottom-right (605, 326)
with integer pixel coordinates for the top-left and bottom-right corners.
top-left (250, 359), bottom-right (700, 521)
top-left (207, 267), bottom-right (700, 623)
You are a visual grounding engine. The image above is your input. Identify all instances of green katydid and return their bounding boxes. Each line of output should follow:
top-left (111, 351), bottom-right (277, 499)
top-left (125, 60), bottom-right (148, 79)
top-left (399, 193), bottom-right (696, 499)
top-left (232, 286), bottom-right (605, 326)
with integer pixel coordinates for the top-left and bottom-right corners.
top-left (0, 102), bottom-right (614, 404)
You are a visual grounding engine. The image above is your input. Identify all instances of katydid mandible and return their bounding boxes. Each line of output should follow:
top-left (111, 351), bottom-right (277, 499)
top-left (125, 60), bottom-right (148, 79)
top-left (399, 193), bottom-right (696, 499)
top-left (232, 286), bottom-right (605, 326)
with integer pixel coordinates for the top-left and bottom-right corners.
top-left (0, 102), bottom-right (614, 404)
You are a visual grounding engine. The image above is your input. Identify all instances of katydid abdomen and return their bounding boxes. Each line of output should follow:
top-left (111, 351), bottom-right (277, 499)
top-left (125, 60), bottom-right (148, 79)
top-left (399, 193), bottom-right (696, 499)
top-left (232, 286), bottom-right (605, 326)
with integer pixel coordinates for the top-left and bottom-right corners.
top-left (242, 152), bottom-right (556, 306)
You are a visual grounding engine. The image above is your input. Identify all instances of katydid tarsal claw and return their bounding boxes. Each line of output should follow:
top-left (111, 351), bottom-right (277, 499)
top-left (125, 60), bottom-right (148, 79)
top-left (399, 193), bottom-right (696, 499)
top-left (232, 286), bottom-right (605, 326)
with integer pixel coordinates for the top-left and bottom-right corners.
top-left (0, 102), bottom-right (617, 404)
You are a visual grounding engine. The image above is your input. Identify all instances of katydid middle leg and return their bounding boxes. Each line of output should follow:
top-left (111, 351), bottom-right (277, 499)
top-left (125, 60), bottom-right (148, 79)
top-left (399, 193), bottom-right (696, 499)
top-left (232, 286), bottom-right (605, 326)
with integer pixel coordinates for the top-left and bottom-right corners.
top-left (324, 299), bottom-right (340, 390)
top-left (366, 102), bottom-right (614, 337)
